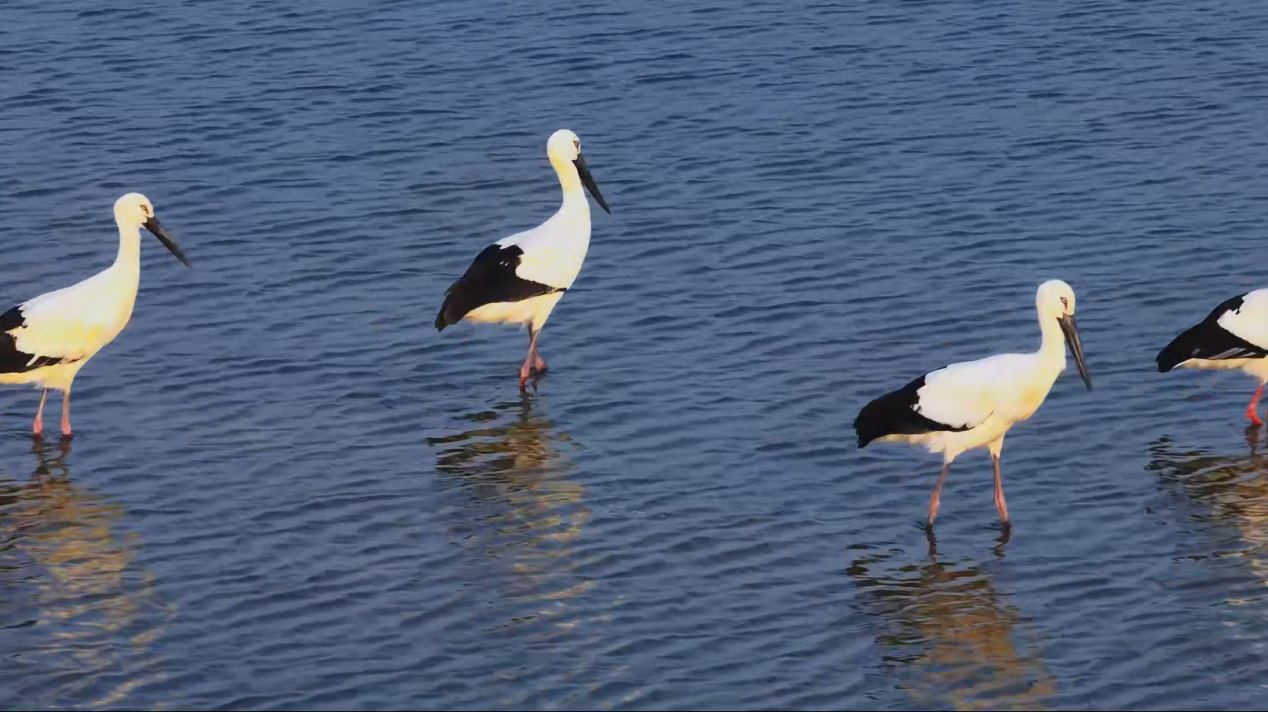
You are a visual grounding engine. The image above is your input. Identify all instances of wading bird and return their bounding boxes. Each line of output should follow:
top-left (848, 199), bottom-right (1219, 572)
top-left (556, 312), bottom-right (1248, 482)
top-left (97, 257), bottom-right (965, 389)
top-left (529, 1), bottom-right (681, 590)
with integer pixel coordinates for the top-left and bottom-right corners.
top-left (0, 193), bottom-right (190, 437)
top-left (1158, 289), bottom-right (1268, 426)
top-left (854, 280), bottom-right (1092, 528)
top-left (435, 129), bottom-right (610, 390)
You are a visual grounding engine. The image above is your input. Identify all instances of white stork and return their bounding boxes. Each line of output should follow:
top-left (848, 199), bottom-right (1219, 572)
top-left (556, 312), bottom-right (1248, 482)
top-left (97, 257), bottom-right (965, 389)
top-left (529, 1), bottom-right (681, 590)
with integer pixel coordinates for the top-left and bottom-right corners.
top-left (0, 193), bottom-right (190, 437)
top-left (854, 280), bottom-right (1092, 528)
top-left (435, 129), bottom-right (610, 389)
top-left (1158, 289), bottom-right (1268, 426)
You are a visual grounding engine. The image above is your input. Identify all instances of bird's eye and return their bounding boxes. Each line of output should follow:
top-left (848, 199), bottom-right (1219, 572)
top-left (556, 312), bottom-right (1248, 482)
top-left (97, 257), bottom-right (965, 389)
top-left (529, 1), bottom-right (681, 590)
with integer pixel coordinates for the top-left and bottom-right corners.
top-left (573, 140), bottom-right (580, 150)
top-left (1060, 297), bottom-right (1069, 308)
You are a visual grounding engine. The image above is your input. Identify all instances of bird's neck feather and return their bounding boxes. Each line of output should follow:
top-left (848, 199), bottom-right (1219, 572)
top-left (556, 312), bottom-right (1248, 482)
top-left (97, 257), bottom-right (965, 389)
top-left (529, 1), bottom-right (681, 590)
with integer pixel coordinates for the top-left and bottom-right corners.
top-left (114, 224), bottom-right (143, 273)
top-left (1037, 312), bottom-right (1067, 367)
top-left (552, 155), bottom-right (590, 214)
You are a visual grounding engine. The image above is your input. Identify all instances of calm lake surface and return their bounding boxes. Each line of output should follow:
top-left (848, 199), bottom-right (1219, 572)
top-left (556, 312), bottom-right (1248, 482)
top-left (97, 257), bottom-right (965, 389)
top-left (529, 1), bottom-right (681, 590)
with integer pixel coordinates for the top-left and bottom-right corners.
top-left (3, 0), bottom-right (1268, 708)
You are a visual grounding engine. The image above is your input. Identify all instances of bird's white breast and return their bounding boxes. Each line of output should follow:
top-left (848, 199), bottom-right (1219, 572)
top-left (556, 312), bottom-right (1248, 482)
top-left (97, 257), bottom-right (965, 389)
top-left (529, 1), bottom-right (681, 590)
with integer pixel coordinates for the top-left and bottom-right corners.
top-left (498, 210), bottom-right (591, 289)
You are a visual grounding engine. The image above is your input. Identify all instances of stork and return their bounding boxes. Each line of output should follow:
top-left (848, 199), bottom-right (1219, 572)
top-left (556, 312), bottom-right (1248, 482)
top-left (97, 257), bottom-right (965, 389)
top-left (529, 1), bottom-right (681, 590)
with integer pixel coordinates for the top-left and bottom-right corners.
top-left (855, 280), bottom-right (1092, 527)
top-left (435, 129), bottom-right (610, 389)
top-left (0, 193), bottom-right (189, 437)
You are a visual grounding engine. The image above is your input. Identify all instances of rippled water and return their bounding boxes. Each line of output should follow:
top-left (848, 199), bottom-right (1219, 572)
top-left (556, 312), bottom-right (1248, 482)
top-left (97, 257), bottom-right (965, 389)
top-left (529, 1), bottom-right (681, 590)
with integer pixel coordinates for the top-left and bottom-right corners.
top-left (3, 0), bottom-right (1268, 708)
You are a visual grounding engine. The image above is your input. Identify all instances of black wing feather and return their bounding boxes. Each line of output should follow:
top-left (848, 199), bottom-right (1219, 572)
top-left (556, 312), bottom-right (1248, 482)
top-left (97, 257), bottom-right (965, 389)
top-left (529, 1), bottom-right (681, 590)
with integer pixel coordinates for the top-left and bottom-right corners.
top-left (1157, 294), bottom-right (1268, 373)
top-left (854, 373), bottom-right (973, 449)
top-left (435, 244), bottom-right (564, 331)
top-left (0, 306), bottom-right (68, 374)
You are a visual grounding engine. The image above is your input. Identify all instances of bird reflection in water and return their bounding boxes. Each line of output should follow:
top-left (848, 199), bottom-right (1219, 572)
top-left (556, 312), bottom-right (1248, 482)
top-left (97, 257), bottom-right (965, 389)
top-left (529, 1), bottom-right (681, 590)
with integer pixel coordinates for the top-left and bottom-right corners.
top-left (1148, 432), bottom-right (1268, 573)
top-left (848, 549), bottom-right (1056, 710)
top-left (0, 439), bottom-right (171, 707)
top-left (428, 394), bottom-right (591, 605)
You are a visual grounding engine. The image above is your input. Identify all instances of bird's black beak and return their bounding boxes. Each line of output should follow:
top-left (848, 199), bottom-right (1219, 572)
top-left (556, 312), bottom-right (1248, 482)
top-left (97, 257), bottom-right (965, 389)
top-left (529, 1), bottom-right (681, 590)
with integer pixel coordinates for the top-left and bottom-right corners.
top-left (573, 154), bottom-right (610, 214)
top-left (143, 215), bottom-right (191, 268)
top-left (1058, 313), bottom-right (1092, 390)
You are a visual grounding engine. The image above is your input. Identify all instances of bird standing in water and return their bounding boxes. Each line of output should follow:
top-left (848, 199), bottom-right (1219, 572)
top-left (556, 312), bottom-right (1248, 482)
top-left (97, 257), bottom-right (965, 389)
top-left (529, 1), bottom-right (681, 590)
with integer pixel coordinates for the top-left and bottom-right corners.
top-left (435, 129), bottom-right (610, 389)
top-left (855, 280), bottom-right (1092, 528)
top-left (0, 193), bottom-right (190, 437)
top-left (1158, 289), bottom-right (1268, 426)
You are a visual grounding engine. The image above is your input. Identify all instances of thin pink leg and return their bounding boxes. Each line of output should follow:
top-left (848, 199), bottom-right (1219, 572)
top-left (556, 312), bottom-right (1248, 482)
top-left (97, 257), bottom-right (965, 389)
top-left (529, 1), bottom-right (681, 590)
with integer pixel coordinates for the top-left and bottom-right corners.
top-left (531, 333), bottom-right (547, 374)
top-left (519, 329), bottom-right (545, 390)
top-left (61, 390), bottom-right (72, 438)
top-left (1248, 383), bottom-right (1265, 427)
top-left (928, 463), bottom-right (950, 527)
top-left (993, 453), bottom-right (1010, 524)
top-left (519, 329), bottom-right (542, 390)
top-left (32, 389), bottom-right (47, 438)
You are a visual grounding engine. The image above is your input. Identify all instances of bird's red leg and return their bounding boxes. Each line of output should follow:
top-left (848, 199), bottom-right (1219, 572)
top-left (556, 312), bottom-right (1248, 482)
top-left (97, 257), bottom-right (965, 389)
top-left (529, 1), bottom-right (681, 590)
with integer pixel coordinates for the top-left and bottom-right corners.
top-left (530, 329), bottom-right (547, 374)
top-left (1247, 383), bottom-right (1265, 427)
top-left (928, 463), bottom-right (950, 527)
top-left (32, 389), bottom-right (47, 438)
top-left (518, 356), bottom-right (533, 390)
top-left (993, 453), bottom-right (1010, 524)
top-left (61, 390), bottom-right (72, 438)
top-left (519, 329), bottom-right (539, 390)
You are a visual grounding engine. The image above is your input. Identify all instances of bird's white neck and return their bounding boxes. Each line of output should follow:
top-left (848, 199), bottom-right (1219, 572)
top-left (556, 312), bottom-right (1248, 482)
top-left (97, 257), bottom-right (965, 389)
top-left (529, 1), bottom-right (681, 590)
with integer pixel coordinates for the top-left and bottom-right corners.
top-left (114, 221), bottom-right (143, 276)
top-left (552, 155), bottom-right (591, 219)
top-left (1037, 310), bottom-right (1067, 369)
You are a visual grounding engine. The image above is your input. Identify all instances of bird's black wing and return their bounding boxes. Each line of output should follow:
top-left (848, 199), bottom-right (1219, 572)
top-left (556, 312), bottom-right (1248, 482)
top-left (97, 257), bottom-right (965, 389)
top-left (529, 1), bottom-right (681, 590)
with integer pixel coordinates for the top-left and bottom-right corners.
top-left (854, 372), bottom-right (975, 449)
top-left (1157, 294), bottom-right (1268, 373)
top-left (435, 244), bottom-right (564, 331)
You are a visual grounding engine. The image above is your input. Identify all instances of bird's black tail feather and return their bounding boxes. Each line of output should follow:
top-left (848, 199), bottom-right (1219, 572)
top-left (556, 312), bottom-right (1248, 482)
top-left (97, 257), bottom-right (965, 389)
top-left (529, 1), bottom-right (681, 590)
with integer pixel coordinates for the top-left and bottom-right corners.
top-left (855, 375), bottom-right (941, 448)
top-left (1157, 322), bottom-right (1209, 373)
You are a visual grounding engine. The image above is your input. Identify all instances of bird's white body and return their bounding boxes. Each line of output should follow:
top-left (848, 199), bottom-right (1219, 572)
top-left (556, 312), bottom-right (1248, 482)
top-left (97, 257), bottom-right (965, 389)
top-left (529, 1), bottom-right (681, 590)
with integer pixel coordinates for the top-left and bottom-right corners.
top-left (1184, 357), bottom-right (1268, 379)
top-left (0, 209), bottom-right (146, 392)
top-left (464, 291), bottom-right (566, 329)
top-left (878, 306), bottom-right (1072, 464)
top-left (883, 346), bottom-right (1067, 463)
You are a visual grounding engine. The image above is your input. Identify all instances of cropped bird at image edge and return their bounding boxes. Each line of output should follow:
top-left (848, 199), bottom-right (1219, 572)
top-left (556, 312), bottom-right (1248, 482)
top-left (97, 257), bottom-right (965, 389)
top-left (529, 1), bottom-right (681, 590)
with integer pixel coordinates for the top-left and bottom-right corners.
top-left (0, 193), bottom-right (190, 437)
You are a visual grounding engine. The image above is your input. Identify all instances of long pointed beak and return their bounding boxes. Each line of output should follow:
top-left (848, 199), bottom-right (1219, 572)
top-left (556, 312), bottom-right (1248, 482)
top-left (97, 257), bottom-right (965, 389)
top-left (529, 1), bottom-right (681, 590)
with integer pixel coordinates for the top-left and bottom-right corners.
top-left (1058, 313), bottom-right (1092, 390)
top-left (143, 215), bottom-right (191, 268)
top-left (573, 154), bottom-right (610, 214)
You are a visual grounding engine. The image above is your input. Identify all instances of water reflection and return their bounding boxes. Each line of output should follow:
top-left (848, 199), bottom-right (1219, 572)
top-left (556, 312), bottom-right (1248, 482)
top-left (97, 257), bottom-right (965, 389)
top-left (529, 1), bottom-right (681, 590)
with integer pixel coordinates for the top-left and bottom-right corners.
top-left (927, 524), bottom-right (1012, 562)
top-left (0, 440), bottom-right (170, 707)
top-left (428, 394), bottom-right (591, 603)
top-left (848, 549), bottom-right (1056, 710)
top-left (1147, 435), bottom-right (1268, 561)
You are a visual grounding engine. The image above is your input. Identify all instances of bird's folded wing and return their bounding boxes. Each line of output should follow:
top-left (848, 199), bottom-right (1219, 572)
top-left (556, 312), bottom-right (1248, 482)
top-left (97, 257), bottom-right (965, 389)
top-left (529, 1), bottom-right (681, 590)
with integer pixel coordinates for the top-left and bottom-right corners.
top-left (2, 302), bottom-right (106, 365)
top-left (511, 244), bottom-right (581, 289)
top-left (912, 361), bottom-right (998, 430)
top-left (499, 226), bottom-right (584, 290)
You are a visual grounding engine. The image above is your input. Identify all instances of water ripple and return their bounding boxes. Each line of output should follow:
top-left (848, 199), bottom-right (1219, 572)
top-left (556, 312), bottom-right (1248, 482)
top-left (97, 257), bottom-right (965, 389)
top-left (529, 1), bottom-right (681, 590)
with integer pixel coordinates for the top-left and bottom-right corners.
top-left (3, 0), bottom-right (1268, 708)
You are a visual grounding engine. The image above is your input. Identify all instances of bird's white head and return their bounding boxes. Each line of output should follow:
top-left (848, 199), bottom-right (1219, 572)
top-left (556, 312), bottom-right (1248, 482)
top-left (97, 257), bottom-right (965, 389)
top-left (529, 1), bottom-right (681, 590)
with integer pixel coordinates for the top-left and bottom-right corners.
top-left (1036, 279), bottom-right (1077, 320)
top-left (112, 192), bottom-right (191, 268)
top-left (1036, 279), bottom-right (1092, 389)
top-left (547, 129), bottom-right (582, 163)
top-left (545, 129), bottom-right (611, 214)
top-left (114, 192), bottom-right (155, 229)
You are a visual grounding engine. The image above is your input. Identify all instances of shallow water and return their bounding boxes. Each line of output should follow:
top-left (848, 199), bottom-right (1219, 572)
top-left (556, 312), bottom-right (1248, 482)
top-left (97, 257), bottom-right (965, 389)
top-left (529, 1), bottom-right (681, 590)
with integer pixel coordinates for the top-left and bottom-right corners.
top-left (3, 0), bottom-right (1268, 708)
